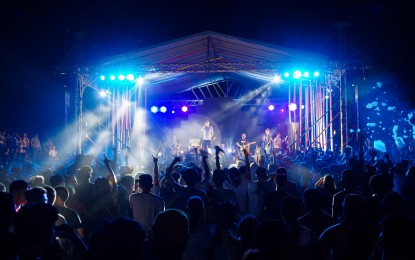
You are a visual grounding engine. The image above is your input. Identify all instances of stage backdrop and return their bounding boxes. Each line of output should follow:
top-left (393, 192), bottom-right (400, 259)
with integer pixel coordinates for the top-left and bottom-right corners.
top-left (164, 97), bottom-right (289, 151)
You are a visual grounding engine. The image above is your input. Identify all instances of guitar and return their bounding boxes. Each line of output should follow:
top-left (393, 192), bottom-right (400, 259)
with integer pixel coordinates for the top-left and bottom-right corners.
top-left (283, 136), bottom-right (288, 144)
top-left (237, 142), bottom-right (256, 150)
top-left (273, 136), bottom-right (288, 149)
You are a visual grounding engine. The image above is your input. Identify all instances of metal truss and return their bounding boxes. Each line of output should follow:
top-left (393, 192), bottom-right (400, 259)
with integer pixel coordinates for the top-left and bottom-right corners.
top-left (153, 98), bottom-right (289, 107)
top-left (90, 62), bottom-right (285, 73)
top-left (234, 98), bottom-right (289, 105)
top-left (154, 100), bottom-right (204, 107)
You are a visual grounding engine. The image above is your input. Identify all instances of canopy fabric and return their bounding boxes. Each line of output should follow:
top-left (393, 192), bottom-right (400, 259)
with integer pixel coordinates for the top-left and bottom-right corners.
top-left (91, 31), bottom-right (330, 99)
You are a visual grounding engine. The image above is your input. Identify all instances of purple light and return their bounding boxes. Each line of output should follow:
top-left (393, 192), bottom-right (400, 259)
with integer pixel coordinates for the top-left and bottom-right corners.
top-left (181, 106), bottom-right (188, 112)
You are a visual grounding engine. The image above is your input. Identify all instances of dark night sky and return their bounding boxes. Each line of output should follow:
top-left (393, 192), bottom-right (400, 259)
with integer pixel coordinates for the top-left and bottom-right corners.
top-left (0, 1), bottom-right (414, 138)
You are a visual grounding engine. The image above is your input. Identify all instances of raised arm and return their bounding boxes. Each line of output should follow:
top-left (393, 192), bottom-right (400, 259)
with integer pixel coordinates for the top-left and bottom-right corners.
top-left (152, 155), bottom-right (160, 188)
top-left (214, 145), bottom-right (224, 170)
top-left (166, 156), bottom-right (181, 187)
top-left (201, 150), bottom-right (211, 184)
top-left (104, 155), bottom-right (117, 189)
top-left (194, 147), bottom-right (201, 167)
top-left (243, 148), bottom-right (252, 181)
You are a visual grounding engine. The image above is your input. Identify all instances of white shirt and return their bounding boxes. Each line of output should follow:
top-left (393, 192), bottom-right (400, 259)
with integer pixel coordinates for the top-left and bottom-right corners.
top-left (201, 125), bottom-right (213, 140)
top-left (229, 178), bottom-right (249, 216)
top-left (247, 181), bottom-right (265, 218)
top-left (129, 192), bottom-right (165, 230)
top-left (49, 148), bottom-right (57, 158)
top-left (183, 223), bottom-right (214, 260)
top-left (31, 136), bottom-right (41, 149)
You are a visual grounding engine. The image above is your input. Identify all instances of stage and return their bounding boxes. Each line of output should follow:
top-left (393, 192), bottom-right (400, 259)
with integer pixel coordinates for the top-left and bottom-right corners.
top-left (67, 31), bottom-right (352, 171)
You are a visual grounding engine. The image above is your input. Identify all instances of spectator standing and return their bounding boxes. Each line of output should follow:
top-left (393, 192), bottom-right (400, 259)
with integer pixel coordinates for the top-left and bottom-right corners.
top-left (54, 185), bottom-right (84, 239)
top-left (129, 173), bottom-right (165, 237)
top-left (30, 133), bottom-right (41, 164)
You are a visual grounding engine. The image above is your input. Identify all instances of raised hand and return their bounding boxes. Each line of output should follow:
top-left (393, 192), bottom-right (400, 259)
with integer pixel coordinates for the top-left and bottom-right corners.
top-left (201, 149), bottom-right (209, 159)
top-left (214, 145), bottom-right (225, 155)
top-left (152, 154), bottom-right (159, 164)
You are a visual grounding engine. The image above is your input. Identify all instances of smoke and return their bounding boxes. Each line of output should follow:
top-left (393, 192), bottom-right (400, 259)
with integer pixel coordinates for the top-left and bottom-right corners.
top-left (408, 113), bottom-right (415, 140)
top-left (392, 125), bottom-right (405, 149)
top-left (373, 140), bottom-right (387, 153)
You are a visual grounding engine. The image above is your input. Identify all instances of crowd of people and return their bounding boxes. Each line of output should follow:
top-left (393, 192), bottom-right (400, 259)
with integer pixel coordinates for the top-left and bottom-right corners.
top-left (0, 131), bottom-right (59, 169)
top-left (1, 128), bottom-right (415, 259)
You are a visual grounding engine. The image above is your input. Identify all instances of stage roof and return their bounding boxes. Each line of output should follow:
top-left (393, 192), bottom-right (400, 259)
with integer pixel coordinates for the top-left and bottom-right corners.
top-left (86, 31), bottom-right (332, 100)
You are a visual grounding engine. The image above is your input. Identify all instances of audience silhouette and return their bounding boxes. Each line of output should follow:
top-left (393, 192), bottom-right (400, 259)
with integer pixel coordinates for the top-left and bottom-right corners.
top-left (1, 135), bottom-right (415, 260)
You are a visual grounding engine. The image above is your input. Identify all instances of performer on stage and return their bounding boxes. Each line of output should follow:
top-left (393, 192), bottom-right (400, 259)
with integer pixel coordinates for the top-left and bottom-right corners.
top-left (169, 134), bottom-right (181, 157)
top-left (201, 120), bottom-right (214, 151)
top-left (273, 131), bottom-right (282, 155)
top-left (236, 133), bottom-right (248, 148)
top-left (263, 128), bottom-right (273, 156)
top-left (236, 133), bottom-right (256, 158)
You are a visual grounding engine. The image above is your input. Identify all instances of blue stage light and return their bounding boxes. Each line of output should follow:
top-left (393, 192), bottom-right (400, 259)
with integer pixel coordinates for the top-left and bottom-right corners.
top-left (151, 106), bottom-right (159, 113)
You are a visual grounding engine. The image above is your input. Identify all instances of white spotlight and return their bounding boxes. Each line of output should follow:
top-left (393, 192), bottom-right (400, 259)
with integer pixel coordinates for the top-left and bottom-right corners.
top-left (293, 70), bottom-right (302, 79)
top-left (126, 74), bottom-right (135, 81)
top-left (289, 103), bottom-right (297, 111)
top-left (273, 75), bottom-right (281, 83)
top-left (136, 77), bottom-right (144, 86)
top-left (150, 106), bottom-right (158, 113)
